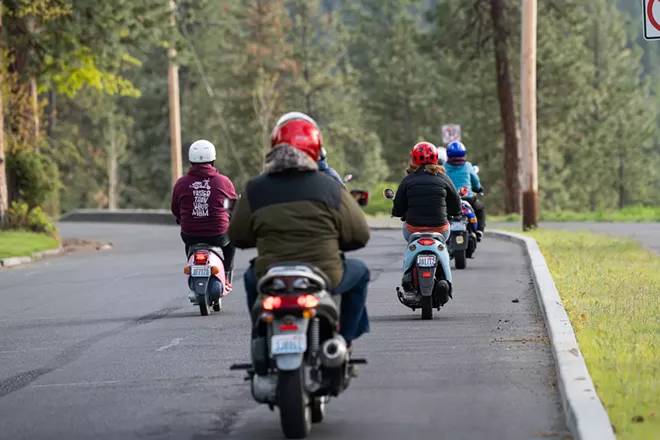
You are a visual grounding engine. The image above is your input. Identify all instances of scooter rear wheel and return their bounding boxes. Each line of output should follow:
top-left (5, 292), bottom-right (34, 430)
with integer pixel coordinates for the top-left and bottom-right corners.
top-left (421, 295), bottom-right (433, 320)
top-left (198, 295), bottom-right (210, 316)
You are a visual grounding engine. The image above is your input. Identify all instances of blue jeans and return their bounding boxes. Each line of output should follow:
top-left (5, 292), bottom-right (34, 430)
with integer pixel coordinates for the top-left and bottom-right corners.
top-left (402, 222), bottom-right (450, 242)
top-left (244, 259), bottom-right (370, 343)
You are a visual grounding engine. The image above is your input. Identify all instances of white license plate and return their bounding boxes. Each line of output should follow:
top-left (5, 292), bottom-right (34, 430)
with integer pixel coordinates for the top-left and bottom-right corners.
top-left (451, 222), bottom-right (466, 231)
top-left (417, 255), bottom-right (437, 267)
top-left (271, 334), bottom-right (307, 355)
top-left (190, 266), bottom-right (211, 277)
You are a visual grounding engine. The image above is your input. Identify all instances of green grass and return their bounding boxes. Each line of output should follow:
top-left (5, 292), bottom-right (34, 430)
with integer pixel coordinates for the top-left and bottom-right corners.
top-left (358, 182), bottom-right (398, 216)
top-left (520, 229), bottom-right (660, 439)
top-left (0, 230), bottom-right (60, 259)
top-left (490, 205), bottom-right (660, 223)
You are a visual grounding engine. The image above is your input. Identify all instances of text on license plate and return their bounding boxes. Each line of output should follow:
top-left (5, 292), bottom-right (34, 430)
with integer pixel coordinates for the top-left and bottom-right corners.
top-left (417, 255), bottom-right (437, 267)
top-left (191, 266), bottom-right (211, 277)
top-left (271, 334), bottom-right (307, 355)
top-left (451, 222), bottom-right (465, 231)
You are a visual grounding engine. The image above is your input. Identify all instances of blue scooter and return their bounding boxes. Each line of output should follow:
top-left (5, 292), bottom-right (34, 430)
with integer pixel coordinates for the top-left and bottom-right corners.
top-left (383, 188), bottom-right (453, 320)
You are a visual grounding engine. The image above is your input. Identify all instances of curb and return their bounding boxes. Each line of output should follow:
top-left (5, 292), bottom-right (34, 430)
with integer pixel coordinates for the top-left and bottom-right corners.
top-left (59, 209), bottom-right (175, 225)
top-left (0, 246), bottom-right (63, 268)
top-left (487, 230), bottom-right (615, 440)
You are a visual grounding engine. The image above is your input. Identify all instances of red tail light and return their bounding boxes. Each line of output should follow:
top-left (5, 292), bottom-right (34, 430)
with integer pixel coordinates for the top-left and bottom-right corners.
top-left (280, 324), bottom-right (298, 331)
top-left (262, 294), bottom-right (319, 310)
top-left (418, 238), bottom-right (435, 246)
top-left (422, 272), bottom-right (432, 278)
top-left (459, 186), bottom-right (469, 196)
top-left (194, 251), bottom-right (209, 265)
top-left (297, 294), bottom-right (319, 308)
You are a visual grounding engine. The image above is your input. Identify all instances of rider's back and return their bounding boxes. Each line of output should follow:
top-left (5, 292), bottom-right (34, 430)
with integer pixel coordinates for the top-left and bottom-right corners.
top-left (445, 161), bottom-right (475, 195)
top-left (394, 168), bottom-right (458, 227)
top-left (230, 170), bottom-right (369, 289)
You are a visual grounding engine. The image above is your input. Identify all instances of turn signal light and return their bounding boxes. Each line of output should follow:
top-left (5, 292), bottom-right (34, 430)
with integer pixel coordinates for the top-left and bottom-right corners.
top-left (184, 266), bottom-right (190, 275)
top-left (211, 266), bottom-right (220, 275)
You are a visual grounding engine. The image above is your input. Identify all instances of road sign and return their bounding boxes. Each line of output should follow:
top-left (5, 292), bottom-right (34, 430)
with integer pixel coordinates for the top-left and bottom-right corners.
top-left (644, 0), bottom-right (660, 40)
top-left (441, 124), bottom-right (461, 144)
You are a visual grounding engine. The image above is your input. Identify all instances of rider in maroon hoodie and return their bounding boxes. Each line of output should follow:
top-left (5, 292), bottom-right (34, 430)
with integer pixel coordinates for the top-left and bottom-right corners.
top-left (171, 140), bottom-right (238, 291)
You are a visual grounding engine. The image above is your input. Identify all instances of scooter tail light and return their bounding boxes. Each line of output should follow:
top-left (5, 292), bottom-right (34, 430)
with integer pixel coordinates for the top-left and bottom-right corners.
top-left (417, 238), bottom-right (435, 246)
top-left (194, 251), bottom-right (209, 265)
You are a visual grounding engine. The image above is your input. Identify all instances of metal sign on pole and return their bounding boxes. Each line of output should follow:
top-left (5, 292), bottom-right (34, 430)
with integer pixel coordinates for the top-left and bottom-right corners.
top-left (441, 124), bottom-right (461, 144)
top-left (643, 0), bottom-right (660, 40)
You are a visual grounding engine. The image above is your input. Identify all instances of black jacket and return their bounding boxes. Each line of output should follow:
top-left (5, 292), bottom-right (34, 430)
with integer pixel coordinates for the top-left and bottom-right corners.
top-left (391, 168), bottom-right (462, 227)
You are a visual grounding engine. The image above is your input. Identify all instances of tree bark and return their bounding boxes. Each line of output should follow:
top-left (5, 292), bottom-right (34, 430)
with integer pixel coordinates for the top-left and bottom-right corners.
top-left (0, 0), bottom-right (8, 225)
top-left (490, 0), bottom-right (521, 214)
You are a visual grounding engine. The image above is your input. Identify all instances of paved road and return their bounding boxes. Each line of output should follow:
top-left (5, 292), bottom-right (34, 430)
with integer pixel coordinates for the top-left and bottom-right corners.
top-left (0, 223), bottom-right (568, 440)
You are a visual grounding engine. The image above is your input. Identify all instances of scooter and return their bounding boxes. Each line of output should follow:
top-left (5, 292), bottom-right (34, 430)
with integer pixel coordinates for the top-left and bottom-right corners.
top-left (447, 196), bottom-right (479, 269)
top-left (383, 188), bottom-right (453, 320)
top-left (230, 264), bottom-right (367, 439)
top-left (184, 246), bottom-right (229, 316)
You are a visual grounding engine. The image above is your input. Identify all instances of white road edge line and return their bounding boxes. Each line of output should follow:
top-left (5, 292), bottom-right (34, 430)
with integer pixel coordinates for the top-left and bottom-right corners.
top-left (156, 338), bottom-right (182, 352)
top-left (488, 230), bottom-right (615, 440)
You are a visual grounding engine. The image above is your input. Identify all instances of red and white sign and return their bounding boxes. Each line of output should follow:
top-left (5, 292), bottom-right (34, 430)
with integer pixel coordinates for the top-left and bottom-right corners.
top-left (441, 124), bottom-right (461, 144)
top-left (644, 0), bottom-right (660, 40)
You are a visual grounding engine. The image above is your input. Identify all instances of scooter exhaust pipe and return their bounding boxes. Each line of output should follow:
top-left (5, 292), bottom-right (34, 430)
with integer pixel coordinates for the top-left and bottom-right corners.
top-left (320, 335), bottom-right (348, 368)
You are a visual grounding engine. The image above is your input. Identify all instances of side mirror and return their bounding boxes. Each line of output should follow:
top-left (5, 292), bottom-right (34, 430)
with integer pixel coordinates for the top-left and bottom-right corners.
top-left (350, 190), bottom-right (369, 207)
top-left (473, 165), bottom-right (480, 174)
top-left (383, 188), bottom-right (396, 200)
top-left (343, 174), bottom-right (353, 183)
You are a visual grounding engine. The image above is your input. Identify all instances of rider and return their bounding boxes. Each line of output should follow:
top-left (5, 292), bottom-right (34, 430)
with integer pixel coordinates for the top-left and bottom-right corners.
top-left (171, 140), bottom-right (238, 296)
top-left (391, 141), bottom-right (462, 242)
top-left (318, 147), bottom-right (344, 185)
top-left (444, 141), bottom-right (486, 240)
top-left (228, 112), bottom-right (371, 349)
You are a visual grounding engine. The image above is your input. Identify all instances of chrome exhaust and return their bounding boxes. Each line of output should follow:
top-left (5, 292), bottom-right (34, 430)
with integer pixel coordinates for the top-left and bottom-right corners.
top-left (319, 335), bottom-right (348, 368)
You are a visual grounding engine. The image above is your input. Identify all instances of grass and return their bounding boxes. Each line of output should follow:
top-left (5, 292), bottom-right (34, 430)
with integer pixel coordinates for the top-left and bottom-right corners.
top-left (490, 205), bottom-right (660, 223)
top-left (519, 229), bottom-right (660, 439)
top-left (0, 230), bottom-right (60, 259)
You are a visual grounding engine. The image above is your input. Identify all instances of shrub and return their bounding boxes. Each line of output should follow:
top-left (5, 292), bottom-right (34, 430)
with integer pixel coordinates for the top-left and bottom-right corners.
top-left (6, 201), bottom-right (58, 236)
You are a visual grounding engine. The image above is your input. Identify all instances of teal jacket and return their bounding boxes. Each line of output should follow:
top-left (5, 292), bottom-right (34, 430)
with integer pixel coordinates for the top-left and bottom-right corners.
top-left (444, 161), bottom-right (482, 198)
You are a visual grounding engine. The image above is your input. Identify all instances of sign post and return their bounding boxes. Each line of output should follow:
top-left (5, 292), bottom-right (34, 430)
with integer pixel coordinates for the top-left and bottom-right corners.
top-left (643, 0), bottom-right (660, 40)
top-left (441, 124), bottom-right (461, 145)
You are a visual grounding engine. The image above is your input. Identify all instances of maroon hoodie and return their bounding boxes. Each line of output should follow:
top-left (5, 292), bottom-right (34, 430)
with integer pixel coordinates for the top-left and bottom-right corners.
top-left (171, 165), bottom-right (237, 236)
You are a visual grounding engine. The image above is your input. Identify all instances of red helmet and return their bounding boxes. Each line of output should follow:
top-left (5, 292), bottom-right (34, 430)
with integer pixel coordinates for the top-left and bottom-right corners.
top-left (271, 119), bottom-right (323, 161)
top-left (410, 142), bottom-right (439, 166)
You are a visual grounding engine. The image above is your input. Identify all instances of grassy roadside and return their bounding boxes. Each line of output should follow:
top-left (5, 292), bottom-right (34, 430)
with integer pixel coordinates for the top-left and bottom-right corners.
top-left (521, 229), bottom-right (660, 439)
top-left (0, 230), bottom-right (61, 259)
top-left (489, 206), bottom-right (660, 223)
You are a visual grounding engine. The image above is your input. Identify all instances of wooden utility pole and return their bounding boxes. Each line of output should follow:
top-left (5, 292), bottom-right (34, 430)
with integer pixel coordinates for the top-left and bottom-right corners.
top-left (0, 0), bottom-right (8, 225)
top-left (168, 0), bottom-right (183, 187)
top-left (521, 0), bottom-right (538, 230)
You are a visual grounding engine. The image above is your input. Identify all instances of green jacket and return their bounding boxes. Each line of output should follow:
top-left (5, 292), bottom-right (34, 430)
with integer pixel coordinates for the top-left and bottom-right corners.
top-left (228, 145), bottom-right (370, 288)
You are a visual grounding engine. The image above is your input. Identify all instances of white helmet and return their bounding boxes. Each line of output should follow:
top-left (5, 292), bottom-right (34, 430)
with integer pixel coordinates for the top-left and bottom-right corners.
top-left (275, 111), bottom-right (318, 129)
top-left (188, 139), bottom-right (216, 163)
top-left (438, 146), bottom-right (448, 165)
top-left (319, 147), bottom-right (327, 161)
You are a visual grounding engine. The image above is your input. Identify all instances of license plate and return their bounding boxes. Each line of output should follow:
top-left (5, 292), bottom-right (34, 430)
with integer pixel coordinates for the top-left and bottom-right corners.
top-left (417, 255), bottom-right (437, 267)
top-left (190, 265), bottom-right (211, 277)
top-left (451, 222), bottom-right (466, 231)
top-left (271, 334), bottom-right (307, 355)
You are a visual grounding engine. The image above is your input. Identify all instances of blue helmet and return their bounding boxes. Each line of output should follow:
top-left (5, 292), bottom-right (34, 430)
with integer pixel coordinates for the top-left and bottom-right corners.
top-left (446, 141), bottom-right (466, 158)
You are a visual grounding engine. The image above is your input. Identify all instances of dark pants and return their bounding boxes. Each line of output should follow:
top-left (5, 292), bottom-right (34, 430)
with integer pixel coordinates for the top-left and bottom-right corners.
top-left (466, 196), bottom-right (486, 232)
top-left (181, 232), bottom-right (235, 272)
top-left (244, 259), bottom-right (370, 343)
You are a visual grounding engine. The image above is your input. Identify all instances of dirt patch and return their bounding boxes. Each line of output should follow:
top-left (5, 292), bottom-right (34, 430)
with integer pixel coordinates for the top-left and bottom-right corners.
top-left (61, 238), bottom-right (113, 254)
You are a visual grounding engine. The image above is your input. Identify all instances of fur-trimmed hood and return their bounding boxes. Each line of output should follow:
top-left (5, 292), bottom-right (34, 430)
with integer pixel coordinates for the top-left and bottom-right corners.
top-left (264, 144), bottom-right (319, 174)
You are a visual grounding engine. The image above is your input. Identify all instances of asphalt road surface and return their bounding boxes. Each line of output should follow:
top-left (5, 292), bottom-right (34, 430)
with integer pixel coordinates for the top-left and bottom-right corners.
top-left (0, 223), bottom-right (568, 440)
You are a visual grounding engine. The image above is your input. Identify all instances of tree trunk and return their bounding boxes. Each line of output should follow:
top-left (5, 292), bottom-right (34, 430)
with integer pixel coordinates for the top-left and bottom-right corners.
top-left (490, 0), bottom-right (521, 214)
top-left (29, 76), bottom-right (40, 150)
top-left (0, 0), bottom-right (8, 225)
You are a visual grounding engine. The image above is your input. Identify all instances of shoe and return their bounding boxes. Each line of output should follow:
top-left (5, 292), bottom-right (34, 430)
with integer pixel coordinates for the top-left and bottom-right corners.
top-left (188, 291), bottom-right (198, 304)
top-left (476, 230), bottom-right (483, 241)
top-left (225, 281), bottom-right (233, 293)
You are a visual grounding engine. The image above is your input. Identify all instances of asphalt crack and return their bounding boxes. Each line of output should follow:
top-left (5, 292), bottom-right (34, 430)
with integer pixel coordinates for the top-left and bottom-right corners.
top-left (0, 306), bottom-right (180, 399)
